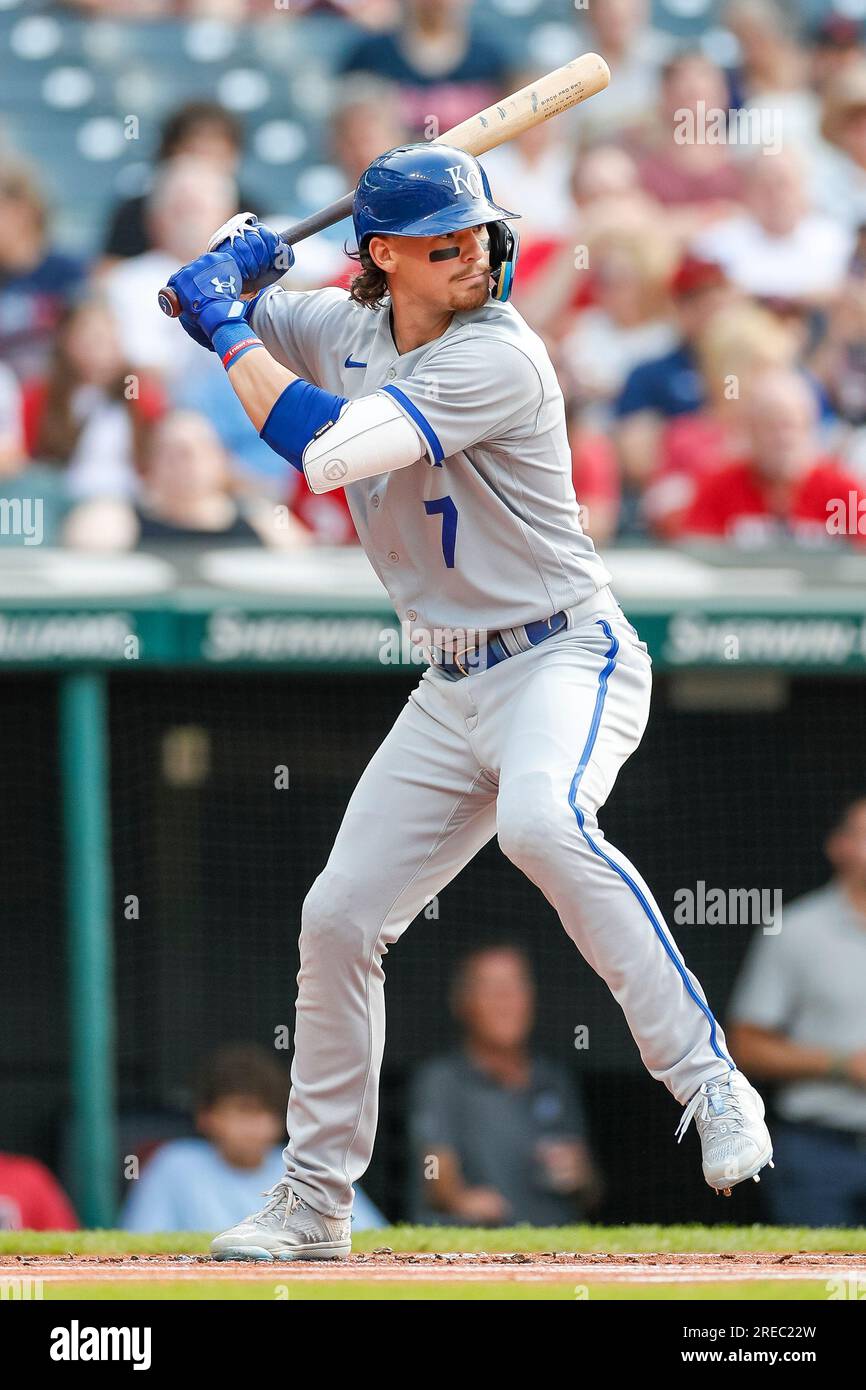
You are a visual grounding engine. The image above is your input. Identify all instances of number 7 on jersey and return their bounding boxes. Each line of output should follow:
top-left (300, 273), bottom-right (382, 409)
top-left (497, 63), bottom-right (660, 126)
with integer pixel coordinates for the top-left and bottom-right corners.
top-left (424, 495), bottom-right (458, 568)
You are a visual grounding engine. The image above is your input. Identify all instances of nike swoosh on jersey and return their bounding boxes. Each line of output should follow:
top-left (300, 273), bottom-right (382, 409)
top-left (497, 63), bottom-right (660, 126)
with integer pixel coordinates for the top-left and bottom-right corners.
top-left (344, 356), bottom-right (368, 369)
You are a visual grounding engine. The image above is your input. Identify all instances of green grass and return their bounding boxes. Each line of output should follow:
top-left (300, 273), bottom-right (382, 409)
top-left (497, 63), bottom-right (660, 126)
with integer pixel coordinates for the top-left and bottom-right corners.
top-left (36, 1278), bottom-right (836, 1302)
top-left (3, 1224), bottom-right (865, 1257)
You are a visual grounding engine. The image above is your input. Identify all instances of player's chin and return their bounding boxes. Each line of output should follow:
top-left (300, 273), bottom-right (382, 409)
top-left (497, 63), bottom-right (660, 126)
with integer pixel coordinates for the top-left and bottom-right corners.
top-left (449, 278), bottom-right (490, 311)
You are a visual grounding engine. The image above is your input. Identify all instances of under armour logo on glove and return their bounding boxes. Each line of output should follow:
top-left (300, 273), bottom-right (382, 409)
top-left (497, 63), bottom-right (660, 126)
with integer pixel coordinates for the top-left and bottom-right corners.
top-left (210, 275), bottom-right (238, 296)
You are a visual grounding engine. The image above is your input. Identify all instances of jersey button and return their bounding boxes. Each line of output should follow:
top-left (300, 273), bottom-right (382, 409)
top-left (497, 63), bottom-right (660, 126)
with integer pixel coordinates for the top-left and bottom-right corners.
top-left (371, 495), bottom-right (380, 508)
top-left (388, 550), bottom-right (399, 563)
top-left (407, 609), bottom-right (417, 621)
top-left (386, 367), bottom-right (397, 380)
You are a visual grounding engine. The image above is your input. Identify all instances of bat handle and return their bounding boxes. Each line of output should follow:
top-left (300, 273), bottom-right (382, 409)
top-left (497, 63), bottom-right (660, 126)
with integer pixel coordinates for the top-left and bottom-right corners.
top-left (157, 266), bottom-right (286, 319)
top-left (158, 286), bottom-right (181, 318)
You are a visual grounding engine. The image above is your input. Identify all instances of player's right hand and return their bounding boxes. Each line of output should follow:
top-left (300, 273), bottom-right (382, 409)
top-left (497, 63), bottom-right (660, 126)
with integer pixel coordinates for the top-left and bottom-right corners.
top-left (207, 212), bottom-right (295, 285)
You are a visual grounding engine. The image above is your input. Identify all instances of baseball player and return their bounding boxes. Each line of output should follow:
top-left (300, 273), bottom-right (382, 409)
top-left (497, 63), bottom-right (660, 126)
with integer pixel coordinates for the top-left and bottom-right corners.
top-left (165, 144), bottom-right (773, 1260)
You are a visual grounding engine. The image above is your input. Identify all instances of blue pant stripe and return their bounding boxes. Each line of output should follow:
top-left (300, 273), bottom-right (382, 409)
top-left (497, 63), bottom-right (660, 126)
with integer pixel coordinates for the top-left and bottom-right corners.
top-left (567, 619), bottom-right (733, 1070)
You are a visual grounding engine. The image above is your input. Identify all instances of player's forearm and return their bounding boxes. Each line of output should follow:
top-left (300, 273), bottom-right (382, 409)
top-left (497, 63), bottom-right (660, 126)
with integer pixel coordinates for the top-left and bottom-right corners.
top-left (212, 320), bottom-right (349, 478)
top-left (727, 1023), bottom-right (850, 1083)
top-left (225, 344), bottom-right (298, 433)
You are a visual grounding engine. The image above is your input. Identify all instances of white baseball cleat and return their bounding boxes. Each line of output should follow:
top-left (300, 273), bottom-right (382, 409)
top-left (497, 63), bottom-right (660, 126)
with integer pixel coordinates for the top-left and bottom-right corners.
top-left (675, 1069), bottom-right (774, 1195)
top-left (210, 1180), bottom-right (351, 1261)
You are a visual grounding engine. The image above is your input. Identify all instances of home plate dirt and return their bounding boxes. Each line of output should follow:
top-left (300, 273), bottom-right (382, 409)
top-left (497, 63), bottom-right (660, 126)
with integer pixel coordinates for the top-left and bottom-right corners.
top-left (3, 1253), bottom-right (865, 1284)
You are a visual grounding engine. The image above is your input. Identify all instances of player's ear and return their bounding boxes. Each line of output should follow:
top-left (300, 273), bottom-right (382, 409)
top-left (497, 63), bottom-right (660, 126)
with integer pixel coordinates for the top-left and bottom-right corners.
top-left (366, 235), bottom-right (395, 275)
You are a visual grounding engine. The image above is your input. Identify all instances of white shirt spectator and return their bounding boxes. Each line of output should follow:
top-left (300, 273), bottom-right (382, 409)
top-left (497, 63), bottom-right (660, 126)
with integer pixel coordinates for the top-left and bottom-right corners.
top-left (482, 142), bottom-right (578, 240)
top-left (692, 211), bottom-right (853, 300)
top-left (811, 143), bottom-right (866, 232)
top-left (64, 386), bottom-right (139, 501)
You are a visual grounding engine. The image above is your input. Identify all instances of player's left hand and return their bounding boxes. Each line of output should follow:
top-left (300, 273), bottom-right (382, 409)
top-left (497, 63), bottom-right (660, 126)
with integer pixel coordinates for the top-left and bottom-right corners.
top-left (207, 211), bottom-right (295, 282)
top-left (166, 250), bottom-right (246, 348)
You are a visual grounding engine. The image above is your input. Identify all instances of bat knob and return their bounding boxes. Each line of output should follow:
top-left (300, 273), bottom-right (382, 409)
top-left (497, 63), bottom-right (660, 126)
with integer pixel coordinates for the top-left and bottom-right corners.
top-left (158, 286), bottom-right (181, 318)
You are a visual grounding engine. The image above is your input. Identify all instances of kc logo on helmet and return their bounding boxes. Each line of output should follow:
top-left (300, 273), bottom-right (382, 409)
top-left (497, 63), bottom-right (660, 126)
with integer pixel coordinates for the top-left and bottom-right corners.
top-left (445, 164), bottom-right (483, 199)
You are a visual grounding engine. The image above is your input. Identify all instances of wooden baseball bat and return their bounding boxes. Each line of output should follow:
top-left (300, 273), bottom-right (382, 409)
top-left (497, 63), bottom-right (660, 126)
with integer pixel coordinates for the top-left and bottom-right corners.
top-left (158, 52), bottom-right (610, 317)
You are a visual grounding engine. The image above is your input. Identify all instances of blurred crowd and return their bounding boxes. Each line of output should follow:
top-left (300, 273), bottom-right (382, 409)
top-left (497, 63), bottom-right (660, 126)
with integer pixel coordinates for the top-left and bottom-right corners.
top-left (3, 0), bottom-right (866, 550)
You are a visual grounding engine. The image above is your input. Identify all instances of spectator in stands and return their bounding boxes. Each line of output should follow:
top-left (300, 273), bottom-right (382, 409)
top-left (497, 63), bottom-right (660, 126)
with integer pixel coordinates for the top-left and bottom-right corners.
top-left (0, 359), bottom-right (68, 547)
top-left (810, 15), bottom-right (865, 104)
top-left (568, 400), bottom-right (621, 547)
top-left (558, 221), bottom-right (678, 432)
top-left (103, 102), bottom-right (256, 265)
top-left (811, 224), bottom-right (866, 444)
top-left (813, 62), bottom-right (866, 230)
top-left (645, 301), bottom-right (799, 539)
top-left (120, 1044), bottom-right (385, 1232)
top-left (727, 799), bottom-right (866, 1227)
top-left (290, 471), bottom-right (357, 545)
top-left (409, 945), bottom-right (598, 1226)
top-left (723, 0), bottom-right (819, 159)
top-left (22, 297), bottom-right (162, 502)
top-left (63, 410), bottom-right (308, 550)
top-left (341, 0), bottom-right (516, 140)
top-left (0, 1151), bottom-right (77, 1230)
top-left (101, 159), bottom-right (236, 387)
top-left (516, 145), bottom-right (657, 337)
top-left (573, 0), bottom-right (676, 141)
top-left (330, 77), bottom-right (407, 190)
top-left (680, 367), bottom-right (866, 547)
top-left (313, 77), bottom-right (409, 290)
top-left (0, 164), bottom-right (87, 382)
top-left (692, 149), bottom-right (852, 304)
top-left (613, 255), bottom-right (732, 490)
top-left (625, 53), bottom-right (745, 239)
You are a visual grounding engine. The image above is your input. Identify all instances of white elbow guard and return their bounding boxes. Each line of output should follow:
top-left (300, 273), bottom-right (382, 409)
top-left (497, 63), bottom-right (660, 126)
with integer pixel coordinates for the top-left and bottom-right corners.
top-left (302, 392), bottom-right (424, 494)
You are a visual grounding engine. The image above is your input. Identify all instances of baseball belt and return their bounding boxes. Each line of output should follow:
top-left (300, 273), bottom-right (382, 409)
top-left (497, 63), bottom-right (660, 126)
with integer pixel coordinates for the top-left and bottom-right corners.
top-left (430, 586), bottom-right (621, 681)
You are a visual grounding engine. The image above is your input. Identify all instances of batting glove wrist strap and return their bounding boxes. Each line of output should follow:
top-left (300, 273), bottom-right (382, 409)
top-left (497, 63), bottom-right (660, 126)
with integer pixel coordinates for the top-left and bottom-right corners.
top-left (212, 319), bottom-right (264, 371)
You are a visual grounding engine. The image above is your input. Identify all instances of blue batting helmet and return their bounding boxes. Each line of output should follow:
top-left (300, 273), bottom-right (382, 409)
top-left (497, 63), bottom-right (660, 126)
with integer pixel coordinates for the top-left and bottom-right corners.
top-left (353, 143), bottom-right (521, 302)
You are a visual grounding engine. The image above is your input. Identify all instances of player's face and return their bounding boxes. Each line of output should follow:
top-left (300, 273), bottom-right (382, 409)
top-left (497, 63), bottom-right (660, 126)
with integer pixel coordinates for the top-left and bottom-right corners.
top-left (388, 224), bottom-right (491, 312)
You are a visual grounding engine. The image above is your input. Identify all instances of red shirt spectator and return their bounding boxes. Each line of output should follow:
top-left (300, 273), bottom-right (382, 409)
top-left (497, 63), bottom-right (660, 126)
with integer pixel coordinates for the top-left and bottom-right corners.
top-left (570, 421), bottom-right (621, 545)
top-left (289, 468), bottom-right (357, 545)
top-left (683, 456), bottom-right (866, 545)
top-left (0, 1153), bottom-right (77, 1231)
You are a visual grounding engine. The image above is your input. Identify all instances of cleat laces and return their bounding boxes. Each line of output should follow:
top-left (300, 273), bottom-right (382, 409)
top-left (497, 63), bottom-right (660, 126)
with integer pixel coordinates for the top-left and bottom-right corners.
top-left (675, 1078), bottom-right (746, 1146)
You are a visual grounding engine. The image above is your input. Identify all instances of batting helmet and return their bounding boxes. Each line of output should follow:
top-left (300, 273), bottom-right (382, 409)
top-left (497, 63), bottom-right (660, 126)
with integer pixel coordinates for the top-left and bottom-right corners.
top-left (353, 143), bottom-right (521, 303)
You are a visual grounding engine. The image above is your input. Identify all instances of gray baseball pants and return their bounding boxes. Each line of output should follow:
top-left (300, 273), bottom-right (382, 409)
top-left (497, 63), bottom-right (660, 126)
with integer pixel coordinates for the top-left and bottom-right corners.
top-left (282, 586), bottom-right (734, 1217)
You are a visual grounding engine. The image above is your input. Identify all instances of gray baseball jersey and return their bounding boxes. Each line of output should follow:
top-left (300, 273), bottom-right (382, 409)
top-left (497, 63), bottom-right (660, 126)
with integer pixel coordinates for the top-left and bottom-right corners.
top-left (251, 286), bottom-right (611, 638)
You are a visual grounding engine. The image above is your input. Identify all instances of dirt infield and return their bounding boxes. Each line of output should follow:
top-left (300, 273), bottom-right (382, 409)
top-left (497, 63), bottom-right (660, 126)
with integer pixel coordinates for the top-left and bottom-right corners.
top-left (4, 1251), bottom-right (865, 1285)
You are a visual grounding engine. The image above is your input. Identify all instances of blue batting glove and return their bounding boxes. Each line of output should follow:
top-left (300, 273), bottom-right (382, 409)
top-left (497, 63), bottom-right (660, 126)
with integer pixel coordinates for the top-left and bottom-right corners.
top-left (167, 250), bottom-right (247, 346)
top-left (208, 212), bottom-right (295, 283)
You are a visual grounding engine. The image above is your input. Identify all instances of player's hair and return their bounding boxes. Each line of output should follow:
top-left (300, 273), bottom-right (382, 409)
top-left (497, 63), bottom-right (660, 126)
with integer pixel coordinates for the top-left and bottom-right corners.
top-left (347, 243), bottom-right (390, 311)
top-left (194, 1044), bottom-right (287, 1116)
